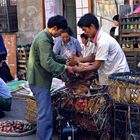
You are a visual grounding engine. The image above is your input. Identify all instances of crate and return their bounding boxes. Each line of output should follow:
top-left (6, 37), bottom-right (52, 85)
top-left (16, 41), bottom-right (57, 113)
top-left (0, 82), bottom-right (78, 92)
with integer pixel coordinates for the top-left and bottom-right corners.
top-left (17, 60), bottom-right (27, 70)
top-left (17, 71), bottom-right (26, 80)
top-left (114, 103), bottom-right (140, 140)
top-left (17, 59), bottom-right (27, 80)
top-left (124, 51), bottom-right (138, 70)
top-left (17, 45), bottom-right (30, 80)
top-left (25, 98), bottom-right (37, 124)
top-left (119, 8), bottom-right (140, 51)
top-left (108, 72), bottom-right (140, 105)
top-left (17, 48), bottom-right (30, 60)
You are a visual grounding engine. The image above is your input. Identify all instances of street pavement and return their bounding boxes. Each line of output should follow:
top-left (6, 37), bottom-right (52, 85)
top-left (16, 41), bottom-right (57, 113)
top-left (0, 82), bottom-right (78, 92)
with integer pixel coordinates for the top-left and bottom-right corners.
top-left (0, 98), bottom-right (58, 140)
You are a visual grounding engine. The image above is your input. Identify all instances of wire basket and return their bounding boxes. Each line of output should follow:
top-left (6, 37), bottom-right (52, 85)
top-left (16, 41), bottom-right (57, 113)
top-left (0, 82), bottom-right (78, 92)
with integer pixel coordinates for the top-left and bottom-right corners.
top-left (108, 72), bottom-right (140, 105)
top-left (54, 88), bottom-right (112, 135)
top-left (25, 98), bottom-right (36, 124)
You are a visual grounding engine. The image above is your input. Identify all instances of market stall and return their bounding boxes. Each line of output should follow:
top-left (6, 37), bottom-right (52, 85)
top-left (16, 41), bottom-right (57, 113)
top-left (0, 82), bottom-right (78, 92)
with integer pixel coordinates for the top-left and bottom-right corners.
top-left (10, 71), bottom-right (112, 139)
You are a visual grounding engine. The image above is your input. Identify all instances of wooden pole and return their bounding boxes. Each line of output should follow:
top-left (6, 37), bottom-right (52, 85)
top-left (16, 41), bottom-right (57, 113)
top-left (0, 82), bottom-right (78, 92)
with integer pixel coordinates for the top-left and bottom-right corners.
top-left (130, 0), bottom-right (133, 13)
top-left (62, 0), bottom-right (64, 16)
top-left (88, 0), bottom-right (93, 13)
top-left (41, 0), bottom-right (46, 29)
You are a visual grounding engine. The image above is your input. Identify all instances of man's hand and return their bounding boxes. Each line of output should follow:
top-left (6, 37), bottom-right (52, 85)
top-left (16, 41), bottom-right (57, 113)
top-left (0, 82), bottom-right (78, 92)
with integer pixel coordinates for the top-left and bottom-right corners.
top-left (66, 59), bottom-right (78, 66)
top-left (78, 62), bottom-right (91, 67)
top-left (72, 66), bottom-right (86, 73)
top-left (66, 66), bottom-right (74, 74)
top-left (67, 54), bottom-right (80, 66)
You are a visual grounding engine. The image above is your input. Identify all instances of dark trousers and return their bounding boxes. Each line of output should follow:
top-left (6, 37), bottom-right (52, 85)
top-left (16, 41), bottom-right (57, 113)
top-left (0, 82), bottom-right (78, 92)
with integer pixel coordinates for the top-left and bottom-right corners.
top-left (0, 96), bottom-right (12, 111)
top-left (0, 61), bottom-right (14, 82)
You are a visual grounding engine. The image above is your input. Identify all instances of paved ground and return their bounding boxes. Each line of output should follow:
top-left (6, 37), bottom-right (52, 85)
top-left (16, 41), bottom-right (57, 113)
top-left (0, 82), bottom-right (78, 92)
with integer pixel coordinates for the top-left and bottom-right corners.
top-left (0, 98), bottom-right (58, 140)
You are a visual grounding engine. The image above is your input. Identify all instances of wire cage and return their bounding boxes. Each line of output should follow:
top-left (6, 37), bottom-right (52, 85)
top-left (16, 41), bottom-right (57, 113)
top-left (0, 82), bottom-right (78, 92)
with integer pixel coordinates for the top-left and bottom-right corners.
top-left (52, 87), bottom-right (112, 139)
top-left (114, 103), bottom-right (140, 140)
top-left (108, 72), bottom-right (140, 139)
top-left (108, 72), bottom-right (140, 105)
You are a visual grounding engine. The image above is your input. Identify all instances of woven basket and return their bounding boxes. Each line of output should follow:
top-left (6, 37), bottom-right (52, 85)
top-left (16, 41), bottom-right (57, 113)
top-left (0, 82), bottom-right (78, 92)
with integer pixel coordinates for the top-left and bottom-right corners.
top-left (0, 120), bottom-right (36, 137)
top-left (25, 98), bottom-right (37, 124)
top-left (108, 72), bottom-right (140, 105)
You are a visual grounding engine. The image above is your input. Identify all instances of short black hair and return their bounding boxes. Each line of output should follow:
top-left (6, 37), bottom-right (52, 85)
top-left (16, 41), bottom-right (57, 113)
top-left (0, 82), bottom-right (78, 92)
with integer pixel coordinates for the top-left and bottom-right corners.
top-left (80, 33), bottom-right (88, 40)
top-left (110, 27), bottom-right (116, 37)
top-left (61, 26), bottom-right (73, 36)
top-left (113, 14), bottom-right (119, 22)
top-left (78, 13), bottom-right (99, 29)
top-left (47, 15), bottom-right (67, 30)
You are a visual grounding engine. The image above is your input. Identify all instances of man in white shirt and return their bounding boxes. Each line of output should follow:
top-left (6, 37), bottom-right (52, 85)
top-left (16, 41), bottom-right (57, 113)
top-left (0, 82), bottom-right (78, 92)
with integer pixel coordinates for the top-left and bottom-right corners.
top-left (80, 33), bottom-right (95, 57)
top-left (70, 13), bottom-right (129, 85)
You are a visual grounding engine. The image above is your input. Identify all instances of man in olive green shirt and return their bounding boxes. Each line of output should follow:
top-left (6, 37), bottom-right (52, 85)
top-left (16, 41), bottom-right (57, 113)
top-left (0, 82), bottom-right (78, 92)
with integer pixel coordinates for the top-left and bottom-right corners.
top-left (27, 15), bottom-right (73, 140)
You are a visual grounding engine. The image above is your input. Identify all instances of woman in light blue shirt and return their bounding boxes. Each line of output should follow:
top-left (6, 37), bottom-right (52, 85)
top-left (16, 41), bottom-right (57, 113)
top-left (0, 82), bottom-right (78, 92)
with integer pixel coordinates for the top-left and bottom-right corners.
top-left (53, 27), bottom-right (82, 59)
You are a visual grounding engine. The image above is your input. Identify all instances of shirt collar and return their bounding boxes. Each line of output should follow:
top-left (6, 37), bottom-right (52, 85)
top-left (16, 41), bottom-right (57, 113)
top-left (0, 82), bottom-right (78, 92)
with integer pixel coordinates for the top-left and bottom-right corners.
top-left (44, 28), bottom-right (54, 45)
top-left (91, 29), bottom-right (100, 45)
